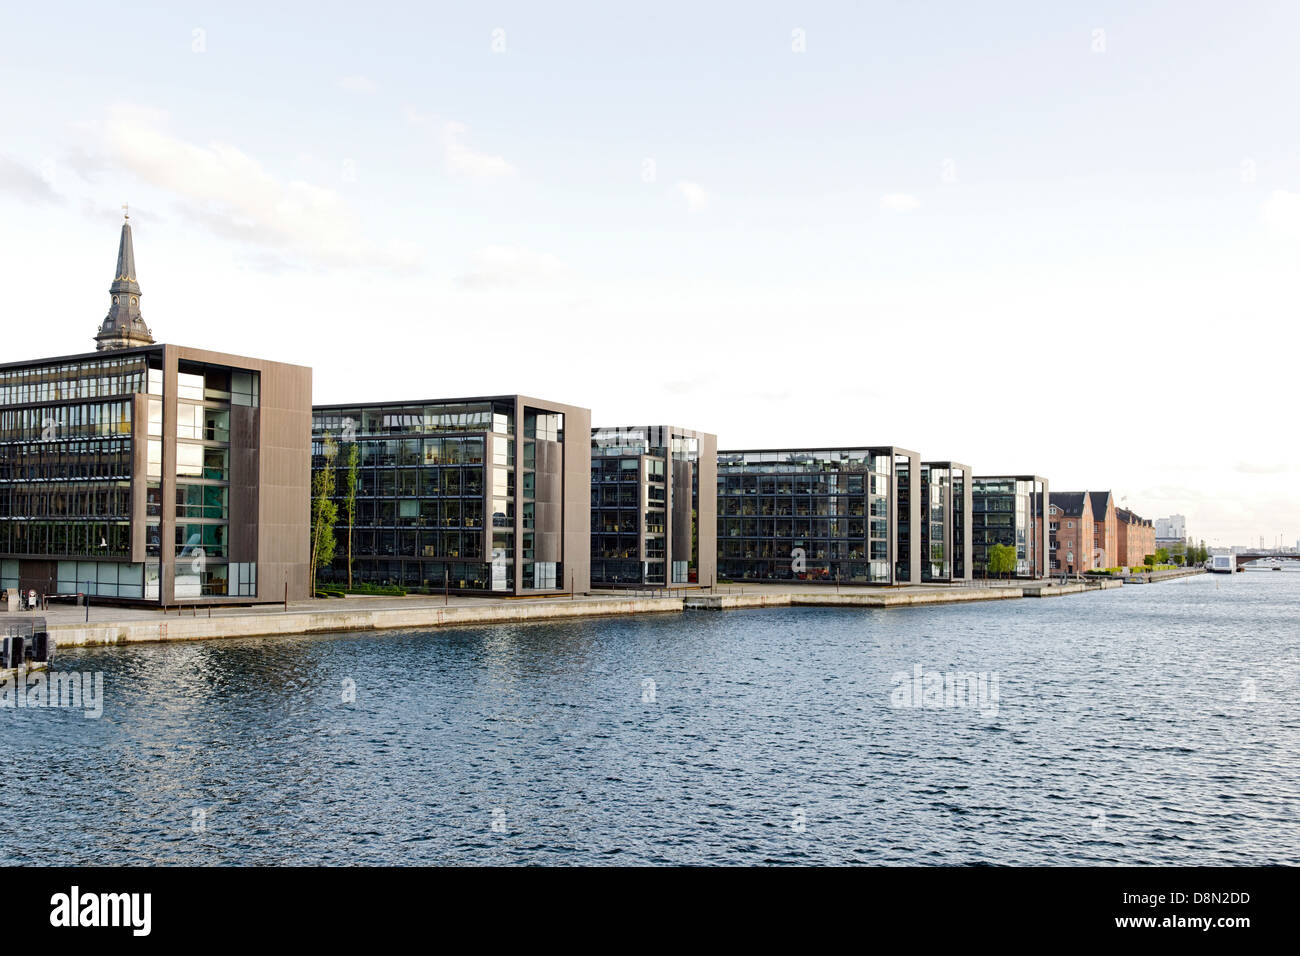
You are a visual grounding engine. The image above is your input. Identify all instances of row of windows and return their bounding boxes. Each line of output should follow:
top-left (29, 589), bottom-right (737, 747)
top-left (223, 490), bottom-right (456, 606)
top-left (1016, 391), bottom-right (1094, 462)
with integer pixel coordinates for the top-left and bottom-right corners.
top-left (721, 541), bottom-right (889, 561)
top-left (719, 517), bottom-right (888, 539)
top-left (594, 512), bottom-right (665, 534)
top-left (591, 559), bottom-right (657, 585)
top-left (0, 401), bottom-right (133, 442)
top-left (0, 520), bottom-right (131, 557)
top-left (718, 451), bottom-right (892, 473)
top-left (0, 484), bottom-right (230, 528)
top-left (592, 535), bottom-right (663, 560)
top-left (312, 437), bottom-right (490, 467)
top-left (342, 499), bottom-right (487, 528)
top-left (593, 487), bottom-right (642, 507)
top-left (719, 559), bottom-right (892, 583)
top-left (320, 559), bottom-right (497, 590)
top-left (0, 483), bottom-right (131, 520)
top-left (317, 558), bottom-right (562, 591)
top-left (329, 530), bottom-right (542, 565)
top-left (973, 529), bottom-right (1028, 546)
top-left (336, 530), bottom-right (486, 559)
top-left (327, 467), bottom-right (487, 499)
top-left (974, 513), bottom-right (1019, 529)
top-left (592, 460), bottom-right (649, 482)
top-left (0, 356), bottom-right (149, 406)
top-left (44, 560), bottom-right (255, 601)
top-left (973, 496), bottom-right (1023, 513)
top-left (591, 456), bottom-right (669, 477)
top-left (720, 497), bottom-right (883, 517)
top-left (973, 480), bottom-right (1042, 496)
top-left (718, 475), bottom-right (886, 496)
top-left (0, 440), bottom-right (133, 482)
top-left (313, 404), bottom-right (512, 439)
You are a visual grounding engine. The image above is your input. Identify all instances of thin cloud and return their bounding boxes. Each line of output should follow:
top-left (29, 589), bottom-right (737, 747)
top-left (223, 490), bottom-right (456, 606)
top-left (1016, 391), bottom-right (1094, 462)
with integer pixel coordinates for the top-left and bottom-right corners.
top-left (1235, 461), bottom-right (1293, 475)
top-left (880, 192), bottom-right (921, 211)
top-left (402, 106), bottom-right (431, 127)
top-left (442, 122), bottom-right (515, 179)
top-left (62, 146), bottom-right (110, 183)
top-left (457, 245), bottom-right (565, 290)
top-left (676, 180), bottom-right (708, 212)
top-left (102, 103), bottom-right (422, 272)
top-left (0, 156), bottom-right (61, 204)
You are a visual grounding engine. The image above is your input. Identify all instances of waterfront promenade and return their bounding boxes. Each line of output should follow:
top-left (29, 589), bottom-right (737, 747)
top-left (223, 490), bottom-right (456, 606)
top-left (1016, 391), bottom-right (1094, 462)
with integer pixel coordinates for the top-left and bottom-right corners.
top-left (19, 569), bottom-right (1204, 649)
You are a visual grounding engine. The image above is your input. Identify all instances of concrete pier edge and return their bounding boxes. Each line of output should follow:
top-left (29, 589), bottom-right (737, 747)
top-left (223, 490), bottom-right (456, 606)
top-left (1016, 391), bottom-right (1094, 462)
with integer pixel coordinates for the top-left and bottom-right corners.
top-left (43, 569), bottom-right (1205, 649)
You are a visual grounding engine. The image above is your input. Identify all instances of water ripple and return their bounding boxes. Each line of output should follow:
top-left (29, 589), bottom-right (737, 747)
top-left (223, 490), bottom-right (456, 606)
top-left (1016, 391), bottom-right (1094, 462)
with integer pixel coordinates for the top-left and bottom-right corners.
top-left (2, 572), bottom-right (1298, 864)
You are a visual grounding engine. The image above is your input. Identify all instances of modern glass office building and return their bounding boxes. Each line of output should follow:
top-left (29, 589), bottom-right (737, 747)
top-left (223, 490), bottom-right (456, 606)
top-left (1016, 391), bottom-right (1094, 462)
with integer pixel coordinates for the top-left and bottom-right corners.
top-left (311, 395), bottom-right (591, 595)
top-left (920, 461), bottom-right (972, 582)
top-left (590, 425), bottom-right (716, 587)
top-left (716, 447), bottom-right (920, 585)
top-left (971, 475), bottom-right (1050, 578)
top-left (0, 220), bottom-right (312, 605)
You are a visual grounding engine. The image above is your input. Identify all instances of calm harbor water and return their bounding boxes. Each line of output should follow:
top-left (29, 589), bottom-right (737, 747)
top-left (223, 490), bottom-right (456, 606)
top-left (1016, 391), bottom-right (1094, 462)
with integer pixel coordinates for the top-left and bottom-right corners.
top-left (4, 572), bottom-right (1298, 865)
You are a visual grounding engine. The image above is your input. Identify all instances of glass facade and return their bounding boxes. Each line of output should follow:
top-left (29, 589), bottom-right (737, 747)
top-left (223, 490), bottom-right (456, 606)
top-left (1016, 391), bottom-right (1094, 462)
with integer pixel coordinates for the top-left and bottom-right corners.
top-left (953, 469), bottom-right (966, 579)
top-left (0, 349), bottom-right (261, 603)
top-left (922, 464), bottom-right (950, 581)
top-left (920, 462), bottom-right (970, 582)
top-left (170, 362), bottom-right (240, 596)
top-left (716, 448), bottom-right (905, 584)
top-left (0, 356), bottom-right (143, 561)
top-left (971, 476), bottom-right (1048, 578)
top-left (895, 455), bottom-right (912, 582)
top-left (56, 560), bottom-right (158, 600)
top-left (0, 354), bottom-right (149, 405)
top-left (590, 426), bottom-right (703, 587)
top-left (312, 398), bottom-right (568, 594)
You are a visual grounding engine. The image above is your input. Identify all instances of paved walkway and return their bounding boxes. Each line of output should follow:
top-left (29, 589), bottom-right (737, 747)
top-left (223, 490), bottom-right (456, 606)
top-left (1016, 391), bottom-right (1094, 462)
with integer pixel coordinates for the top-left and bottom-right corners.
top-left (12, 579), bottom-right (1046, 628)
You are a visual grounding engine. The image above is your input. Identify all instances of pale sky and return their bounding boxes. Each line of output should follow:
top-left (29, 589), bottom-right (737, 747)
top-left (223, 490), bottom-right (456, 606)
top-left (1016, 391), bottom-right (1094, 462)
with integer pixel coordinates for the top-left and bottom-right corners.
top-left (2, 1), bottom-right (1298, 548)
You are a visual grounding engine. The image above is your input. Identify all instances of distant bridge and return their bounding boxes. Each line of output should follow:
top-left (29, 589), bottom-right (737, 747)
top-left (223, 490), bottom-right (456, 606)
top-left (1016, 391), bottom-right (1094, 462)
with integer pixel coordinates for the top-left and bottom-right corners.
top-left (1232, 551), bottom-right (1300, 568)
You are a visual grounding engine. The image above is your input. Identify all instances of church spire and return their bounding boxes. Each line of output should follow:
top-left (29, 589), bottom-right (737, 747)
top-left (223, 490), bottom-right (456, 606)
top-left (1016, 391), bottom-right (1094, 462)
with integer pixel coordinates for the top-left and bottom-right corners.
top-left (95, 206), bottom-right (154, 351)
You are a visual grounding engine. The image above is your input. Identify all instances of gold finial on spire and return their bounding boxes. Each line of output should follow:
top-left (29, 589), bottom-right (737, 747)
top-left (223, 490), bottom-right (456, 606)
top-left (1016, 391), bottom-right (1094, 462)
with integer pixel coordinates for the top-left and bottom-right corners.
top-left (122, 202), bottom-right (129, 221)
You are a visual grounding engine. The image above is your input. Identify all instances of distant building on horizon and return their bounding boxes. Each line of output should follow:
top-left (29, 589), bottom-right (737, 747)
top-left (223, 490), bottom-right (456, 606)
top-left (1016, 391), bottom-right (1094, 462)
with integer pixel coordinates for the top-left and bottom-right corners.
top-left (1155, 514), bottom-right (1186, 540)
top-left (1154, 514), bottom-right (1189, 555)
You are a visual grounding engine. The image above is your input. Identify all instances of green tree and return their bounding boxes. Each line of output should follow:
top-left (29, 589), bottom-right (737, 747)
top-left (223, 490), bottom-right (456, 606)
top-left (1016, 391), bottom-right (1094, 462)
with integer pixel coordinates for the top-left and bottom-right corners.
top-left (1170, 540), bottom-right (1187, 566)
top-left (987, 543), bottom-right (1017, 578)
top-left (341, 441), bottom-right (360, 589)
top-left (1155, 547), bottom-right (1170, 564)
top-left (310, 436), bottom-right (338, 589)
